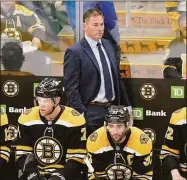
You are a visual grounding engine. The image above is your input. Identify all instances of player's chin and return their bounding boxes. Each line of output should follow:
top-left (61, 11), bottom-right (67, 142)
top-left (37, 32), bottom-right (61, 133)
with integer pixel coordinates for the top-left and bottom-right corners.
top-left (40, 110), bottom-right (47, 116)
top-left (112, 136), bottom-right (121, 142)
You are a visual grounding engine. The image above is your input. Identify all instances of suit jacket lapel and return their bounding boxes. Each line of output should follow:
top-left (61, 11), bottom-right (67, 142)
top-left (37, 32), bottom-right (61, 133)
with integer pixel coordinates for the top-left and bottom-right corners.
top-left (80, 37), bottom-right (100, 71)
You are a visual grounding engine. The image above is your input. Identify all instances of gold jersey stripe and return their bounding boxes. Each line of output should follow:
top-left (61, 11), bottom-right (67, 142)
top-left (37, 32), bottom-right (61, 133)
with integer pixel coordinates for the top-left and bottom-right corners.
top-left (0, 154), bottom-right (9, 162)
top-left (0, 146), bottom-right (10, 152)
top-left (67, 149), bottom-right (87, 154)
top-left (67, 157), bottom-right (84, 164)
top-left (16, 145), bottom-right (33, 151)
top-left (145, 171), bottom-right (153, 176)
top-left (161, 145), bottom-right (180, 155)
top-left (163, 65), bottom-right (177, 69)
top-left (38, 164), bottom-right (64, 169)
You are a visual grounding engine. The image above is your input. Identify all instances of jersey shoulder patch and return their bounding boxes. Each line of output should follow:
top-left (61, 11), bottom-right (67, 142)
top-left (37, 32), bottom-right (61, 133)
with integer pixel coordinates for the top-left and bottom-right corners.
top-left (127, 127), bottom-right (152, 155)
top-left (58, 107), bottom-right (85, 127)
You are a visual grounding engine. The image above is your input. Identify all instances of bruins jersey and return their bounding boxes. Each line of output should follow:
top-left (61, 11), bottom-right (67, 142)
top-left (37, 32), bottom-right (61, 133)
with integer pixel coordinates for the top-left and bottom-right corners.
top-left (0, 113), bottom-right (11, 165)
top-left (87, 126), bottom-right (153, 180)
top-left (16, 106), bottom-right (86, 177)
top-left (1, 4), bottom-right (45, 41)
top-left (161, 107), bottom-right (187, 177)
top-left (163, 37), bottom-right (186, 79)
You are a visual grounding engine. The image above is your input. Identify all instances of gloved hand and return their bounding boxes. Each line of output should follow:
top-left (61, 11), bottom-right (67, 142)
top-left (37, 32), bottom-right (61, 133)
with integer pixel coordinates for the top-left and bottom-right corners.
top-left (48, 172), bottom-right (65, 180)
top-left (27, 172), bottom-right (39, 180)
top-left (22, 154), bottom-right (39, 180)
top-left (27, 173), bottom-right (47, 180)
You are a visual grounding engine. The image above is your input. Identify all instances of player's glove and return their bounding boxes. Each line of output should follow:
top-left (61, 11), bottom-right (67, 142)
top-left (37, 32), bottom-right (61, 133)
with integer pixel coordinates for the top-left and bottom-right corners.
top-left (22, 154), bottom-right (39, 180)
top-left (48, 172), bottom-right (65, 180)
top-left (27, 172), bottom-right (39, 180)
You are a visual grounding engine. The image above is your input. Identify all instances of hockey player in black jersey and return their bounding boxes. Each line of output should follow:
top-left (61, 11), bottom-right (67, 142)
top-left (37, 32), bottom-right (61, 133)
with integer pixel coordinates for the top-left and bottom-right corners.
top-left (86, 105), bottom-right (153, 180)
top-left (16, 78), bottom-right (86, 180)
top-left (161, 107), bottom-right (187, 180)
top-left (0, 112), bottom-right (11, 168)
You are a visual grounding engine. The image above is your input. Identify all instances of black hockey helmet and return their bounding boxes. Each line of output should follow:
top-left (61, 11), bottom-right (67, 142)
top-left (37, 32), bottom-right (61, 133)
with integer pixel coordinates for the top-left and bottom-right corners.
top-left (105, 105), bottom-right (130, 124)
top-left (35, 78), bottom-right (63, 98)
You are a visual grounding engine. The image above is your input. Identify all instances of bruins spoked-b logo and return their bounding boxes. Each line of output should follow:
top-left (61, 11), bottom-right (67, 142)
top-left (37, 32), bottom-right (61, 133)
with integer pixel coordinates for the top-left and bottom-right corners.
top-left (34, 137), bottom-right (63, 165)
top-left (105, 163), bottom-right (133, 180)
top-left (5, 124), bottom-right (19, 141)
top-left (143, 128), bottom-right (156, 143)
top-left (140, 83), bottom-right (157, 100)
top-left (3, 80), bottom-right (19, 97)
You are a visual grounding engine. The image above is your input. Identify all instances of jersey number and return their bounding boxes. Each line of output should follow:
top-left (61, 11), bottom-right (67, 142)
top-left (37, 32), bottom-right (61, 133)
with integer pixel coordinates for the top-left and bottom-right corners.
top-left (81, 127), bottom-right (86, 141)
top-left (143, 154), bottom-right (152, 166)
top-left (166, 127), bottom-right (174, 140)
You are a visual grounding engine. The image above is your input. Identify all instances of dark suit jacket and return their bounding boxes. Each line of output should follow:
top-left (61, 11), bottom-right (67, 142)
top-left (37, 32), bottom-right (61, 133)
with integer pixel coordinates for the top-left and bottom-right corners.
top-left (64, 37), bottom-right (131, 113)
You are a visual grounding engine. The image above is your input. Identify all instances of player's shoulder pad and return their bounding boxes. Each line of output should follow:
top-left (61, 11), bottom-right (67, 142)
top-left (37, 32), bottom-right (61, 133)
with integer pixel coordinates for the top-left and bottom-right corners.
top-left (58, 107), bottom-right (85, 127)
top-left (127, 127), bottom-right (152, 156)
top-left (15, 4), bottom-right (34, 16)
top-left (0, 113), bottom-right (8, 126)
top-left (18, 106), bottom-right (40, 125)
top-left (170, 107), bottom-right (186, 125)
top-left (87, 127), bottom-right (111, 154)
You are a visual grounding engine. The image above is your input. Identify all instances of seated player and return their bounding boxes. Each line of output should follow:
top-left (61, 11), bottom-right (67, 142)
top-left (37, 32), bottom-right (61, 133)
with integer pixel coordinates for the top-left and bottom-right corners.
top-left (1, 1), bottom-right (45, 49)
top-left (0, 112), bottom-right (11, 168)
top-left (161, 107), bottom-right (186, 180)
top-left (86, 105), bottom-right (153, 180)
top-left (16, 78), bottom-right (86, 180)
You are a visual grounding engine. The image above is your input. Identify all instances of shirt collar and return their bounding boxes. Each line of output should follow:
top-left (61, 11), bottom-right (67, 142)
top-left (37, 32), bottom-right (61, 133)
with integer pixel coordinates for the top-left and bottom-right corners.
top-left (85, 35), bottom-right (102, 48)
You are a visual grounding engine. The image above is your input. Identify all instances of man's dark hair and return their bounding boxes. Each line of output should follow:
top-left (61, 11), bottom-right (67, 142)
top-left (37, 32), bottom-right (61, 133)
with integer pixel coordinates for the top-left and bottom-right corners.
top-left (83, 8), bottom-right (103, 23)
top-left (1, 41), bottom-right (25, 71)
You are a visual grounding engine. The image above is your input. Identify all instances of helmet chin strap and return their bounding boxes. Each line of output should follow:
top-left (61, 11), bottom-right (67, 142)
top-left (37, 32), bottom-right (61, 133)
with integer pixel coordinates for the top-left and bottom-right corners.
top-left (45, 103), bottom-right (59, 117)
top-left (44, 98), bottom-right (60, 117)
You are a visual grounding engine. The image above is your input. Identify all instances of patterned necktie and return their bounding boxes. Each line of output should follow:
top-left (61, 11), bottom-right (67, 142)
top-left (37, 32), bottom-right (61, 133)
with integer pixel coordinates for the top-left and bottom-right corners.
top-left (97, 42), bottom-right (113, 101)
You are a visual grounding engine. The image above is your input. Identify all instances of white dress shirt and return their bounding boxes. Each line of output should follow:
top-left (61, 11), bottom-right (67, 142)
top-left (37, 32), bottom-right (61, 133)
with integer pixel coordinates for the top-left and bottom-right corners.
top-left (85, 35), bottom-right (115, 103)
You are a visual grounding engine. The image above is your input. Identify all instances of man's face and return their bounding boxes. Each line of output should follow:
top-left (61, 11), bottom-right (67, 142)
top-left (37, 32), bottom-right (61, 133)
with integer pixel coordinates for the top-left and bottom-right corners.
top-left (107, 123), bottom-right (126, 143)
top-left (84, 15), bottom-right (104, 41)
top-left (179, 16), bottom-right (187, 38)
top-left (36, 97), bottom-right (55, 117)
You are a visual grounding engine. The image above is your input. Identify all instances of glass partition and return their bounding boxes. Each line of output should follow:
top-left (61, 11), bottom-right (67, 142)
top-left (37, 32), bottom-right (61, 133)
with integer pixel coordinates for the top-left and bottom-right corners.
top-left (0, 1), bottom-right (76, 76)
top-left (115, 1), bottom-right (179, 79)
top-left (0, 1), bottom-right (186, 79)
